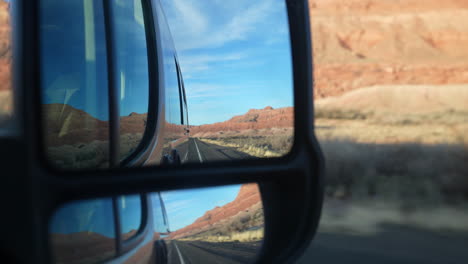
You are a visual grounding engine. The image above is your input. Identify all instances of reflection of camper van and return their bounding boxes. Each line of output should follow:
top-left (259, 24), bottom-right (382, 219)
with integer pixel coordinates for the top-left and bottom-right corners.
top-left (50, 193), bottom-right (171, 264)
top-left (41, 0), bottom-right (189, 262)
top-left (41, 0), bottom-right (189, 169)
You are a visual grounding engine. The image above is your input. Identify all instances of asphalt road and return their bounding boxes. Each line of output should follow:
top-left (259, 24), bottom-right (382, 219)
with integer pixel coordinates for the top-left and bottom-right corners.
top-left (296, 225), bottom-right (468, 264)
top-left (174, 138), bottom-right (468, 263)
top-left (177, 138), bottom-right (252, 163)
top-left (166, 240), bottom-right (261, 264)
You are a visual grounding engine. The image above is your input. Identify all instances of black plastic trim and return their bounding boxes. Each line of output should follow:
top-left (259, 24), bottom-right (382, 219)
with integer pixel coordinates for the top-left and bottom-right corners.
top-left (12, 0), bottom-right (326, 264)
top-left (120, 194), bottom-right (150, 255)
top-left (103, 0), bottom-right (120, 168)
top-left (120, 0), bottom-right (161, 167)
top-left (175, 57), bottom-right (185, 125)
top-left (112, 196), bottom-right (123, 253)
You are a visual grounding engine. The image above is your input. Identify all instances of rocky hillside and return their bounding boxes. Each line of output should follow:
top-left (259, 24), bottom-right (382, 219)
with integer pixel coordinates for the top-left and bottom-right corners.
top-left (0, 0), bottom-right (10, 92)
top-left (43, 104), bottom-right (148, 146)
top-left (191, 106), bottom-right (293, 137)
top-left (310, 0), bottom-right (468, 99)
top-left (169, 184), bottom-right (262, 240)
top-left (50, 232), bottom-right (115, 264)
top-left (0, 0), bottom-right (11, 117)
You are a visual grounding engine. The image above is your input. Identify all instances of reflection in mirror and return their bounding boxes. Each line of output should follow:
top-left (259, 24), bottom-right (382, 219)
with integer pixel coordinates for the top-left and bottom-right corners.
top-left (111, 0), bottom-right (149, 160)
top-left (49, 183), bottom-right (264, 264)
top-left (50, 198), bottom-right (116, 264)
top-left (40, 0), bottom-right (293, 170)
top-left (40, 0), bottom-right (150, 169)
top-left (159, 0), bottom-right (294, 166)
top-left (118, 195), bottom-right (143, 241)
top-left (0, 0), bottom-right (11, 128)
top-left (40, 0), bottom-right (111, 169)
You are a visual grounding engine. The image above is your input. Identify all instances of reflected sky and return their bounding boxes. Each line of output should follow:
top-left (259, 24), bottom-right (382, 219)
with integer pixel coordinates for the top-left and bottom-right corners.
top-left (160, 0), bottom-right (293, 125)
top-left (41, 0), bottom-right (149, 121)
top-left (50, 185), bottom-right (241, 237)
top-left (50, 198), bottom-right (116, 238)
top-left (40, 0), bottom-right (293, 124)
top-left (161, 184), bottom-right (240, 230)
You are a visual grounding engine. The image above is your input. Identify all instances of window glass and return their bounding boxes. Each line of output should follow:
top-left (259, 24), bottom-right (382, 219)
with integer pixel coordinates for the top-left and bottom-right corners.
top-left (110, 0), bottom-right (149, 160)
top-left (0, 0), bottom-right (11, 128)
top-left (159, 0), bottom-right (294, 165)
top-left (40, 0), bottom-right (110, 169)
top-left (152, 192), bottom-right (169, 233)
top-left (118, 195), bottom-right (143, 240)
top-left (49, 198), bottom-right (116, 264)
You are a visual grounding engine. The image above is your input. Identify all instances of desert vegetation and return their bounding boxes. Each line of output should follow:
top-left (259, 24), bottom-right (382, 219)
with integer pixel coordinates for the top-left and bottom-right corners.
top-left (315, 98), bottom-right (468, 203)
top-left (178, 203), bottom-right (264, 243)
top-left (199, 134), bottom-right (293, 158)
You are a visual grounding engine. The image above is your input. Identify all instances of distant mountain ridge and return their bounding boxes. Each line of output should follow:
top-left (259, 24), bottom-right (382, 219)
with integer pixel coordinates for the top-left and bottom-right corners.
top-left (190, 106), bottom-right (294, 138)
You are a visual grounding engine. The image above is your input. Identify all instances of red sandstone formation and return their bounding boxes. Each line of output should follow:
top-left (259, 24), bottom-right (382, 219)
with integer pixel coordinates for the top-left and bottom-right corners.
top-left (169, 184), bottom-right (262, 239)
top-left (0, 0), bottom-right (10, 92)
top-left (309, 0), bottom-right (468, 99)
top-left (191, 106), bottom-right (294, 137)
top-left (50, 232), bottom-right (115, 264)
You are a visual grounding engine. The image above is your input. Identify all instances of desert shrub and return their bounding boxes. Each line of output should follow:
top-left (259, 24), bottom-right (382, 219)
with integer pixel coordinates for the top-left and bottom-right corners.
top-left (47, 140), bottom-right (108, 168)
top-left (205, 135), bottom-right (293, 156)
top-left (315, 108), bottom-right (373, 120)
top-left (320, 139), bottom-right (468, 207)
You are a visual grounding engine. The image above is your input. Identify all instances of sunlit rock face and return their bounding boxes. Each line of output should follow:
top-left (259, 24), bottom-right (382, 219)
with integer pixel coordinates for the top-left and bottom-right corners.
top-left (169, 184), bottom-right (262, 240)
top-left (0, 0), bottom-right (11, 118)
top-left (309, 0), bottom-right (468, 99)
top-left (191, 106), bottom-right (293, 138)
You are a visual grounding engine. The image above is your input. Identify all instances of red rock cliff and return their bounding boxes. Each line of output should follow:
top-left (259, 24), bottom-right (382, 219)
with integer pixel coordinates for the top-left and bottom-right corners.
top-left (169, 184), bottom-right (262, 239)
top-left (309, 0), bottom-right (468, 99)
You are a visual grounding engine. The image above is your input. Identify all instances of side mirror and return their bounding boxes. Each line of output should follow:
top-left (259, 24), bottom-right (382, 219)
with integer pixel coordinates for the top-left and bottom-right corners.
top-left (6, 0), bottom-right (324, 263)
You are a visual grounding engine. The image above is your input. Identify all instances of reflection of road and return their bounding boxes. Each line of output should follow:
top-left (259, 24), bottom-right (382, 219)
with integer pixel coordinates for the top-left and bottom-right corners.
top-left (177, 138), bottom-right (251, 163)
top-left (297, 226), bottom-right (468, 264)
top-left (167, 240), bottom-right (261, 264)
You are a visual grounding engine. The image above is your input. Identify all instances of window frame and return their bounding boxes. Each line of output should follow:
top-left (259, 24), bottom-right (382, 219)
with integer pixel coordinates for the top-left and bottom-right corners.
top-left (104, 0), bottom-right (161, 167)
top-left (174, 57), bottom-right (184, 125)
top-left (116, 194), bottom-right (150, 257)
top-left (13, 0), bottom-right (325, 263)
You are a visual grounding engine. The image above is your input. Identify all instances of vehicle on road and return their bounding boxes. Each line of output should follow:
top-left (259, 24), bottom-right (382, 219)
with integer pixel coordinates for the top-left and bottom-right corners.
top-left (50, 193), bottom-right (171, 264)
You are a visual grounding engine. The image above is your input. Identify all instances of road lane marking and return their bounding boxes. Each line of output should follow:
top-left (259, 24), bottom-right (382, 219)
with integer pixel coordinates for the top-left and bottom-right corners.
top-left (194, 139), bottom-right (204, 163)
top-left (174, 242), bottom-right (186, 264)
top-left (183, 150), bottom-right (188, 162)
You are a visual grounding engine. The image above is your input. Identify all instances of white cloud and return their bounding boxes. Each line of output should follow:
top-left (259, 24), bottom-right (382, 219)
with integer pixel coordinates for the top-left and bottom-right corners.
top-left (161, 0), bottom-right (278, 51)
top-left (163, 198), bottom-right (195, 215)
top-left (178, 52), bottom-right (246, 76)
top-left (171, 0), bottom-right (208, 37)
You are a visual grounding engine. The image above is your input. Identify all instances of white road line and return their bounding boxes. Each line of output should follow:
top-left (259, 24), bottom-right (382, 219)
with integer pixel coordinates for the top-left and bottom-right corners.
top-left (183, 150), bottom-right (189, 162)
top-left (193, 139), bottom-right (204, 163)
top-left (174, 242), bottom-right (186, 264)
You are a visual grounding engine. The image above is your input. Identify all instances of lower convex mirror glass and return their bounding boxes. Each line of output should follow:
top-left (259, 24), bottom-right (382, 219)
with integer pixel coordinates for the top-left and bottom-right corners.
top-left (49, 183), bottom-right (264, 264)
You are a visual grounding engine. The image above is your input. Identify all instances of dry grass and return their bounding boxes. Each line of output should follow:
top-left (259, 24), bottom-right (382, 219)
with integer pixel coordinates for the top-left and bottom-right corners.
top-left (199, 135), bottom-right (293, 158)
top-left (178, 203), bottom-right (264, 243)
top-left (316, 107), bottom-right (468, 145)
top-left (315, 104), bottom-right (468, 208)
top-left (46, 133), bottom-right (144, 169)
top-left (180, 229), bottom-right (264, 243)
top-left (320, 140), bottom-right (468, 206)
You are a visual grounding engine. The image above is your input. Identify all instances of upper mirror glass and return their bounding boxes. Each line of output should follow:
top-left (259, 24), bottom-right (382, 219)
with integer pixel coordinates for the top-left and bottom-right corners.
top-left (0, 0), bottom-right (11, 129)
top-left (50, 183), bottom-right (264, 264)
top-left (40, 0), bottom-right (293, 170)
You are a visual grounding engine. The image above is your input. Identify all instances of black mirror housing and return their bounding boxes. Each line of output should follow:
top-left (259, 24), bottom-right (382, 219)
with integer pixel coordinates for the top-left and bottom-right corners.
top-left (2, 0), bottom-right (325, 263)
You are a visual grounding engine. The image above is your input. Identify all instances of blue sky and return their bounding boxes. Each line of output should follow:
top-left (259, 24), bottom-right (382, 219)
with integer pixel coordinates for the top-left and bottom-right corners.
top-left (160, 0), bottom-right (293, 125)
top-left (40, 0), bottom-right (293, 124)
top-left (50, 185), bottom-right (243, 236)
top-left (161, 184), bottom-right (241, 231)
